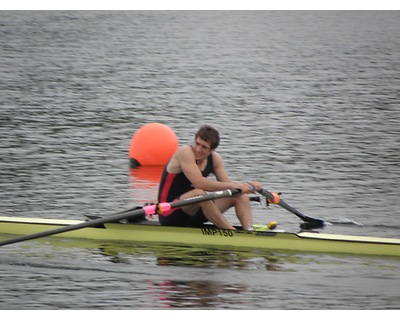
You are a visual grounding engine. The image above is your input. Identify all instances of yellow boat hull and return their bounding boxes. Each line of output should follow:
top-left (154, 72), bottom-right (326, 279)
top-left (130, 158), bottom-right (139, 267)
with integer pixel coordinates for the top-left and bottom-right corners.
top-left (0, 216), bottom-right (399, 257)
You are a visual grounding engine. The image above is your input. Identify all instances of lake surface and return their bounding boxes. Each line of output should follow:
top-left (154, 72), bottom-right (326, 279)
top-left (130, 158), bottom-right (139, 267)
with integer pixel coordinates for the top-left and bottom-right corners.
top-left (0, 11), bottom-right (399, 310)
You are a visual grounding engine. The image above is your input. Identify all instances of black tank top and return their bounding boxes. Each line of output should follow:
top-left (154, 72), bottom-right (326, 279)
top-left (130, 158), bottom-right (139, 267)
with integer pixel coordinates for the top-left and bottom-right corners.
top-left (158, 153), bottom-right (214, 206)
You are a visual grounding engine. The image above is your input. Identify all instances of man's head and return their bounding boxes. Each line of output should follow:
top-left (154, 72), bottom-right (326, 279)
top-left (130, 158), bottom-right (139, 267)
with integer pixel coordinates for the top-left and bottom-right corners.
top-left (195, 125), bottom-right (220, 150)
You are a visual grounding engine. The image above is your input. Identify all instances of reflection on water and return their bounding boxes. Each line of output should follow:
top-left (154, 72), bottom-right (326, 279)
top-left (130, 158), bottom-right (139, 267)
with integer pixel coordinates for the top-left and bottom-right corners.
top-left (128, 166), bottom-right (163, 205)
top-left (77, 240), bottom-right (283, 271)
top-left (146, 279), bottom-right (249, 309)
top-left (8, 236), bottom-right (290, 272)
top-left (1, 235), bottom-right (399, 310)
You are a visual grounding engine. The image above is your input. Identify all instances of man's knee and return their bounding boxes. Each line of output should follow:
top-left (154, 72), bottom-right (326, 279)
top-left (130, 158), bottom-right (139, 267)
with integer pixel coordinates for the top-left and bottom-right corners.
top-left (191, 189), bottom-right (207, 197)
top-left (235, 193), bottom-right (250, 204)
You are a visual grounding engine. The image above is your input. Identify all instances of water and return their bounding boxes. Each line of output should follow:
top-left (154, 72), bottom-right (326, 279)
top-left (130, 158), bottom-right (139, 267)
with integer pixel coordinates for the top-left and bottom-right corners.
top-left (0, 11), bottom-right (399, 310)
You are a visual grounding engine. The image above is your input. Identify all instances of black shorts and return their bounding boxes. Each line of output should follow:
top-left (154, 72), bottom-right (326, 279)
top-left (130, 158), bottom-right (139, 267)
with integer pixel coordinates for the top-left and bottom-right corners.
top-left (158, 208), bottom-right (208, 227)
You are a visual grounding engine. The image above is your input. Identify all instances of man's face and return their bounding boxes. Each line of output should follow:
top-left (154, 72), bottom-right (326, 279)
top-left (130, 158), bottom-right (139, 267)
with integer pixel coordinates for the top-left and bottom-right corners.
top-left (192, 137), bottom-right (212, 160)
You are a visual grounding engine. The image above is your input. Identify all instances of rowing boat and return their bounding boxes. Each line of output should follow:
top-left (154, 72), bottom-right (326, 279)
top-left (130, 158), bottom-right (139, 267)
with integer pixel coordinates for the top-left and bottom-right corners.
top-left (0, 215), bottom-right (399, 257)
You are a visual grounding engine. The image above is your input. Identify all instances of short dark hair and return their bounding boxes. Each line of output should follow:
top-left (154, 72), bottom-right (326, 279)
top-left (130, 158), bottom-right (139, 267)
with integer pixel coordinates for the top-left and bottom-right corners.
top-left (195, 125), bottom-right (220, 150)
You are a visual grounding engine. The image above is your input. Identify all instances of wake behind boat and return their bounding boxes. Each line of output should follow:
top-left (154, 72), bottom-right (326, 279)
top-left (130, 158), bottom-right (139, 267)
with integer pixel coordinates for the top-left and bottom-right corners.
top-left (0, 215), bottom-right (399, 258)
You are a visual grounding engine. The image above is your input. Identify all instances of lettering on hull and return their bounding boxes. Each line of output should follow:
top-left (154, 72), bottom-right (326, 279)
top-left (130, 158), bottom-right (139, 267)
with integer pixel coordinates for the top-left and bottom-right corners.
top-left (201, 228), bottom-right (234, 237)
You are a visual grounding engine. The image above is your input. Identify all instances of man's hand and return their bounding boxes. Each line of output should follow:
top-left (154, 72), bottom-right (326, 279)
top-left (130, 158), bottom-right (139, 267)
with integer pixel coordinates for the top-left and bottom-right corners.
top-left (236, 182), bottom-right (257, 194)
top-left (248, 181), bottom-right (262, 192)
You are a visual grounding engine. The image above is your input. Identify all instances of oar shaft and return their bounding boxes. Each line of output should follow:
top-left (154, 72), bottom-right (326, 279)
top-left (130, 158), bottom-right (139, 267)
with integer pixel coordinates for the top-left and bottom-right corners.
top-left (259, 188), bottom-right (305, 218)
top-left (274, 197), bottom-right (304, 220)
top-left (0, 207), bottom-right (147, 246)
top-left (0, 188), bottom-right (240, 247)
top-left (258, 188), bottom-right (325, 229)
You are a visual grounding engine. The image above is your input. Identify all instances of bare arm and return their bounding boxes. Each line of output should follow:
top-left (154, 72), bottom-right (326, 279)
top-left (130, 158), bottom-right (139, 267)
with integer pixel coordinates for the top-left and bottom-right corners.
top-left (213, 152), bottom-right (262, 192)
top-left (177, 146), bottom-right (237, 191)
top-left (212, 151), bottom-right (232, 183)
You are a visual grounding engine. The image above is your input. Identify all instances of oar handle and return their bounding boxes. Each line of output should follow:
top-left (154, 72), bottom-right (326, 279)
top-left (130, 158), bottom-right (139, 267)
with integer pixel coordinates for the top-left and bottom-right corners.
top-left (142, 188), bottom-right (241, 215)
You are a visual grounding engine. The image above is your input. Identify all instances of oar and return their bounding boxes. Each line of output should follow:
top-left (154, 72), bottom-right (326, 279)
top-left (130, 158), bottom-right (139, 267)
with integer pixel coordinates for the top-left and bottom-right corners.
top-left (0, 188), bottom-right (240, 247)
top-left (258, 188), bottom-right (325, 230)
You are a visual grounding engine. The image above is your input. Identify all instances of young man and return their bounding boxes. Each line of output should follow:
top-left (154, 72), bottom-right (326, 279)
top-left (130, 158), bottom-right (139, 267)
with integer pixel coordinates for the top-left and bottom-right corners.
top-left (157, 125), bottom-right (261, 230)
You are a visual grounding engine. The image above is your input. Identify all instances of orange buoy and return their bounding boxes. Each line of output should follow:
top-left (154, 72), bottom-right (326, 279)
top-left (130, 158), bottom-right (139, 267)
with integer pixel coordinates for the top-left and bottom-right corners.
top-left (129, 123), bottom-right (178, 168)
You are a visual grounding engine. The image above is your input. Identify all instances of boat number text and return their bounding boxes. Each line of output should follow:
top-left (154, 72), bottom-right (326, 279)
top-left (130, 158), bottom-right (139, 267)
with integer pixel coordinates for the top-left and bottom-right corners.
top-left (201, 228), bottom-right (234, 237)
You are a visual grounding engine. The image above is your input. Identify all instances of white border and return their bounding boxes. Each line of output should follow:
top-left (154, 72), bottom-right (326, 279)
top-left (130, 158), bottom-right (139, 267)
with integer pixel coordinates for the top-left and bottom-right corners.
top-left (1, 1), bottom-right (400, 10)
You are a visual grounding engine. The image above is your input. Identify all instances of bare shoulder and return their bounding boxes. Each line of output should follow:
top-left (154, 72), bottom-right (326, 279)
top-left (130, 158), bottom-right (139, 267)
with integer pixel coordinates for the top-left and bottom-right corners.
top-left (211, 150), bottom-right (224, 166)
top-left (176, 145), bottom-right (194, 160)
top-left (167, 145), bottom-right (193, 173)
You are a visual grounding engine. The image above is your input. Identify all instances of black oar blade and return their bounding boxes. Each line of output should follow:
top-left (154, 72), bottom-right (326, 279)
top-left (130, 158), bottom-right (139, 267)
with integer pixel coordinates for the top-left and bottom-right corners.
top-left (300, 218), bottom-right (325, 230)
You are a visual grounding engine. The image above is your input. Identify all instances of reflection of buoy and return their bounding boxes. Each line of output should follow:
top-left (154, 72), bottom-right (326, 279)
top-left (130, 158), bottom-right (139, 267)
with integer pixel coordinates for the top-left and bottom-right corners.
top-left (129, 166), bottom-right (164, 206)
top-left (129, 123), bottom-right (178, 168)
